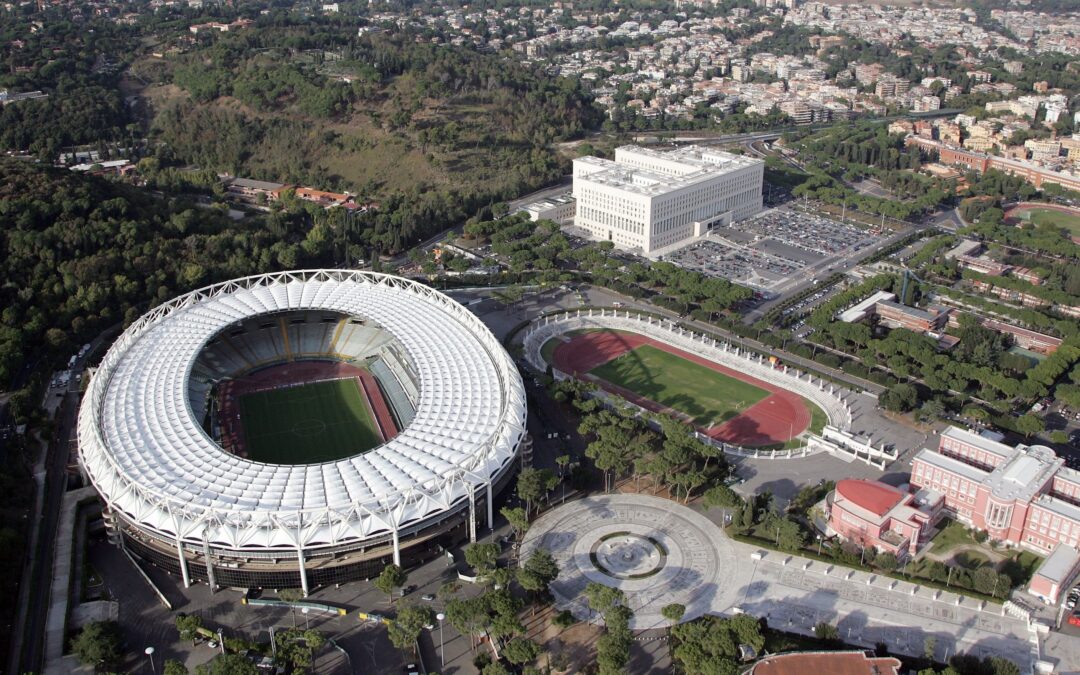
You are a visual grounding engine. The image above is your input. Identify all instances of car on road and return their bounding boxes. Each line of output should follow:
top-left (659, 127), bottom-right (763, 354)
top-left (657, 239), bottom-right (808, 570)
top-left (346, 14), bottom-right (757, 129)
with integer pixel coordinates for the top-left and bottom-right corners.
top-left (421, 593), bottom-right (435, 602)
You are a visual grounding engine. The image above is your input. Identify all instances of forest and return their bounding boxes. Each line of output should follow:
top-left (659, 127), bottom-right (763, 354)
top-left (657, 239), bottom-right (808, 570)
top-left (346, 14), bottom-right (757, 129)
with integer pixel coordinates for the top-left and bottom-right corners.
top-left (0, 160), bottom-right (326, 389)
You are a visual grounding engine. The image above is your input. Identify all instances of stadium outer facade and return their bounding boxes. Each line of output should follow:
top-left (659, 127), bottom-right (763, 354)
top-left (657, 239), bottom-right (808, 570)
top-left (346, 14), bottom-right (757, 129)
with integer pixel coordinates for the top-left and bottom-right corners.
top-left (77, 270), bottom-right (527, 593)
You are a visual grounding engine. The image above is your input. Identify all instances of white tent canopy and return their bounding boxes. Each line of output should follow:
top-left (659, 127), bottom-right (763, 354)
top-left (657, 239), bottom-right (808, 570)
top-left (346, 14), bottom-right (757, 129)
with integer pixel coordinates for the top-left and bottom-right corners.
top-left (78, 271), bottom-right (526, 551)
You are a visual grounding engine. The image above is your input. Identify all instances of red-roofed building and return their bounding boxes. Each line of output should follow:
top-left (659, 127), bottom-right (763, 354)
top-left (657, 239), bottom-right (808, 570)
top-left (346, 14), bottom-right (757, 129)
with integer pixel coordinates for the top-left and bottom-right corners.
top-left (748, 651), bottom-right (901, 675)
top-left (827, 479), bottom-right (943, 557)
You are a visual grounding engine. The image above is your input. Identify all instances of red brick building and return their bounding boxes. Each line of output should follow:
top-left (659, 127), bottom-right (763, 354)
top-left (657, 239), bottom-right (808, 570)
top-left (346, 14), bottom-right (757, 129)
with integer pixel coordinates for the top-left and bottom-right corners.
top-left (827, 479), bottom-right (943, 557)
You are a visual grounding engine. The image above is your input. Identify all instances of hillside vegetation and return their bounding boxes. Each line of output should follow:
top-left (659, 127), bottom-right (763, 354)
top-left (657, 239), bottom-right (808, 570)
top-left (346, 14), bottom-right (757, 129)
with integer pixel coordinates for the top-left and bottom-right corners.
top-left (144, 29), bottom-right (600, 251)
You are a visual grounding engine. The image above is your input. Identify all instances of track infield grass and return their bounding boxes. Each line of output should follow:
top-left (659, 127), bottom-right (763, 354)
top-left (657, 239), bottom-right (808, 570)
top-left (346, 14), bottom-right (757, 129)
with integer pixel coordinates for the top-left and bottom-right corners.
top-left (1012, 207), bottom-right (1080, 235)
top-left (239, 378), bottom-right (382, 464)
top-left (587, 344), bottom-right (770, 427)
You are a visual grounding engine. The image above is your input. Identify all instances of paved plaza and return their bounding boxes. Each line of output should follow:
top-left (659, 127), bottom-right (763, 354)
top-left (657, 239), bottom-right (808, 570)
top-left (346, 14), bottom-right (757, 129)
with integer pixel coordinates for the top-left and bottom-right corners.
top-left (520, 494), bottom-right (745, 630)
top-left (524, 495), bottom-right (1040, 669)
top-left (744, 554), bottom-right (1037, 669)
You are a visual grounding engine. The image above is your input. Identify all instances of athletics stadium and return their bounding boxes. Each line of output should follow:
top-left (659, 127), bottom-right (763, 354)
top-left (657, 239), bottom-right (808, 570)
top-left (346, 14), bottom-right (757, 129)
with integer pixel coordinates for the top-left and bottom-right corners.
top-left (77, 271), bottom-right (526, 593)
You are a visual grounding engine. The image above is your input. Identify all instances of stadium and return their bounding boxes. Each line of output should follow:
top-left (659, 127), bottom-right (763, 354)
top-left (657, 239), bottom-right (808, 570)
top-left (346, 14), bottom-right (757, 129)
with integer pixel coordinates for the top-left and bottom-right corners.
top-left (77, 271), bottom-right (527, 592)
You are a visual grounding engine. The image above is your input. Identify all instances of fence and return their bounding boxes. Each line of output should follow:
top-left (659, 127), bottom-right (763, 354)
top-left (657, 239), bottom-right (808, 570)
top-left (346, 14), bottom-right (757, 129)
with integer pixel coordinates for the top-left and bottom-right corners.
top-left (524, 309), bottom-right (884, 459)
top-left (525, 309), bottom-right (853, 425)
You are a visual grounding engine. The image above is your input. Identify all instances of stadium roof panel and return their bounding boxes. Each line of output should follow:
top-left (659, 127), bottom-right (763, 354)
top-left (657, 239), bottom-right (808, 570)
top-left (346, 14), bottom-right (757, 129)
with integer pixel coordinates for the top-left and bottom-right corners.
top-left (78, 271), bottom-right (526, 550)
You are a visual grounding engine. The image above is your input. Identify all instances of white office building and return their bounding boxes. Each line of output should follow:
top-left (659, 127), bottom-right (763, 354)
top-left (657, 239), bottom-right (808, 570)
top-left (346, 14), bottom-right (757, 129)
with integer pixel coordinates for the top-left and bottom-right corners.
top-left (572, 145), bottom-right (764, 254)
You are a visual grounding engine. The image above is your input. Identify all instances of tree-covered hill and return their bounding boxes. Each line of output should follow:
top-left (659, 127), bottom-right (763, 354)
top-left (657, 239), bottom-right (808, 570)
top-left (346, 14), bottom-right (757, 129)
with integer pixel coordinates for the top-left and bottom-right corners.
top-left (0, 160), bottom-right (317, 388)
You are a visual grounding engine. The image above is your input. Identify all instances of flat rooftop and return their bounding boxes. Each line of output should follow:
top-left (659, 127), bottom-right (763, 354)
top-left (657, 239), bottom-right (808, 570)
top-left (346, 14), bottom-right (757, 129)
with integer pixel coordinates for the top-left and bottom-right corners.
top-left (1035, 543), bottom-right (1079, 584)
top-left (984, 444), bottom-right (1060, 503)
top-left (942, 426), bottom-right (1015, 461)
top-left (573, 145), bottom-right (762, 198)
top-left (838, 290), bottom-right (895, 323)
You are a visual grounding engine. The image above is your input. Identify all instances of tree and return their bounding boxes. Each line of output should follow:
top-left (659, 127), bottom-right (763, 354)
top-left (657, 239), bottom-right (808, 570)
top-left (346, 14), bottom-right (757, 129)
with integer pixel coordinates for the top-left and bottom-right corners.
top-left (814, 622), bottom-right (839, 643)
top-left (1016, 413), bottom-right (1044, 438)
top-left (176, 614), bottom-right (204, 645)
top-left (661, 603), bottom-right (686, 625)
top-left (703, 484), bottom-right (743, 510)
top-left (502, 637), bottom-right (540, 665)
top-left (374, 564), bottom-right (408, 606)
top-left (517, 467), bottom-right (557, 516)
top-left (71, 620), bottom-right (124, 671)
top-left (874, 552), bottom-right (899, 571)
top-left (482, 662), bottom-right (512, 675)
top-left (465, 542), bottom-right (500, 576)
top-left (553, 610), bottom-right (576, 629)
top-left (880, 383), bottom-right (919, 412)
top-left (274, 628), bottom-right (326, 672)
top-left (517, 548), bottom-right (559, 602)
top-left (278, 588), bottom-right (303, 603)
top-left (670, 614), bottom-right (764, 675)
top-left (501, 506), bottom-right (529, 542)
top-left (924, 635), bottom-right (937, 660)
top-left (585, 582), bottom-right (625, 617)
top-left (197, 654), bottom-right (259, 675)
top-left (164, 659), bottom-right (189, 675)
top-left (387, 605), bottom-right (436, 653)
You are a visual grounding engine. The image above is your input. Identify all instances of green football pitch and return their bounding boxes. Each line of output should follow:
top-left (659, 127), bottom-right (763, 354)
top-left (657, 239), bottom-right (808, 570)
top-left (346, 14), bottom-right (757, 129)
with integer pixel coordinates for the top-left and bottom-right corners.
top-left (238, 378), bottom-right (382, 464)
top-left (1012, 206), bottom-right (1080, 235)
top-left (588, 344), bottom-right (770, 427)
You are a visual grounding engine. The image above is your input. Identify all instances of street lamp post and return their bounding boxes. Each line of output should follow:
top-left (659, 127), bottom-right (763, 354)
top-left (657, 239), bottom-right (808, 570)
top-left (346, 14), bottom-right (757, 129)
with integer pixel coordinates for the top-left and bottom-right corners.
top-left (144, 646), bottom-right (155, 675)
top-left (436, 612), bottom-right (446, 669)
top-left (816, 535), bottom-right (822, 556)
top-left (302, 607), bottom-right (310, 631)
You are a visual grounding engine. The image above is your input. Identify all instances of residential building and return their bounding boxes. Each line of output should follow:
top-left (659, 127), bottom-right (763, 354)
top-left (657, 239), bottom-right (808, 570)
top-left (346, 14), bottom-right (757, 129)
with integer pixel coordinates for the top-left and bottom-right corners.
top-left (827, 479), bottom-right (943, 557)
top-left (748, 651), bottom-right (902, 675)
top-left (907, 137), bottom-right (1080, 193)
top-left (572, 145), bottom-right (763, 254)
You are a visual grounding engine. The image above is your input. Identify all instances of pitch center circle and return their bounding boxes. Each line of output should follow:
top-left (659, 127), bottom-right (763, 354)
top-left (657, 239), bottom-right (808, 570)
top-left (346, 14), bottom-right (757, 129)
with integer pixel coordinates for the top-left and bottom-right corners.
top-left (291, 419), bottom-right (327, 437)
top-left (591, 532), bottom-right (667, 579)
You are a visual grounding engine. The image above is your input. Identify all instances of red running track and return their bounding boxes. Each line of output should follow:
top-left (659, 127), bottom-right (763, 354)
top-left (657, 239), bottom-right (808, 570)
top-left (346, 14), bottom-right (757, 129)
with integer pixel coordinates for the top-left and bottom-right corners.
top-left (217, 360), bottom-right (399, 458)
top-left (551, 331), bottom-right (811, 447)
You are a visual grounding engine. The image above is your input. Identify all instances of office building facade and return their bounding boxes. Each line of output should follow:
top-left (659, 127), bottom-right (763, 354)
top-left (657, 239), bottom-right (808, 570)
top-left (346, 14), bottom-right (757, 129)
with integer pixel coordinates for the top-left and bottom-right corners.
top-left (572, 145), bottom-right (764, 254)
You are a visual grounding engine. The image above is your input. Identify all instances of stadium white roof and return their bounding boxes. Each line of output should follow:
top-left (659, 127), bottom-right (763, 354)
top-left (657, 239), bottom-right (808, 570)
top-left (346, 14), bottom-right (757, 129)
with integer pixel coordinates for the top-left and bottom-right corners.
top-left (78, 271), bottom-right (526, 552)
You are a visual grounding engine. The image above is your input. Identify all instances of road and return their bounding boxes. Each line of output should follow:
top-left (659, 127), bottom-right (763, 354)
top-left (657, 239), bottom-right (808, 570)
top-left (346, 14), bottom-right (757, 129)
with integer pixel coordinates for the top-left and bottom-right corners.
top-left (9, 324), bottom-right (117, 675)
top-left (14, 392), bottom-right (78, 674)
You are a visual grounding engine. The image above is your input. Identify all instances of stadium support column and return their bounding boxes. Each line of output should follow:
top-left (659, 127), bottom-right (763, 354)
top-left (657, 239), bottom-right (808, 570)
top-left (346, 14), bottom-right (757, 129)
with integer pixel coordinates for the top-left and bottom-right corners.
top-left (486, 481), bottom-right (494, 533)
top-left (176, 536), bottom-right (191, 588)
top-left (468, 486), bottom-right (477, 544)
top-left (391, 526), bottom-right (401, 567)
top-left (297, 547), bottom-right (309, 597)
top-left (202, 535), bottom-right (217, 592)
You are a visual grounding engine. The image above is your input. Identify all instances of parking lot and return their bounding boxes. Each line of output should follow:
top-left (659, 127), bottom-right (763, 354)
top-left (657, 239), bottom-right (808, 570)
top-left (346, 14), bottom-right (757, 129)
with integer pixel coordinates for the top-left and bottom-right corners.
top-left (657, 208), bottom-right (884, 296)
top-left (665, 239), bottom-right (808, 293)
top-left (734, 209), bottom-right (882, 257)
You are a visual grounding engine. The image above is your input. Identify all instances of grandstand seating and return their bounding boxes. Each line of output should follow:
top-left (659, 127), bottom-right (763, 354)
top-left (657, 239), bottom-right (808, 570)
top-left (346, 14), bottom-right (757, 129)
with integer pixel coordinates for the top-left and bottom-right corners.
top-left (369, 358), bottom-right (416, 430)
top-left (188, 311), bottom-right (416, 425)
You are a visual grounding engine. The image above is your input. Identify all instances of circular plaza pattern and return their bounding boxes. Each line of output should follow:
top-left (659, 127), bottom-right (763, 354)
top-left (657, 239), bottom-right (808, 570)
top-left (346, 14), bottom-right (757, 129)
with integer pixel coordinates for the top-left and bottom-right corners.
top-left (520, 494), bottom-right (740, 630)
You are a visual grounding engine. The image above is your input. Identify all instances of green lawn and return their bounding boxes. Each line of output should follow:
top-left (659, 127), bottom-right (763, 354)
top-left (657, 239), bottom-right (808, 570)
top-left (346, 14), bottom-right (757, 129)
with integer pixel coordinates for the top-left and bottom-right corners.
top-left (588, 344), bottom-right (769, 427)
top-left (239, 378), bottom-right (382, 464)
top-left (928, 519), bottom-right (976, 555)
top-left (1013, 206), bottom-right (1080, 235)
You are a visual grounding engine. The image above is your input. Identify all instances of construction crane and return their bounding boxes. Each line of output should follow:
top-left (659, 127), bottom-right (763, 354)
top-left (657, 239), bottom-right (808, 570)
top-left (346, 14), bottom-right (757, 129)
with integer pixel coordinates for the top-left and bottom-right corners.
top-left (899, 268), bottom-right (927, 306)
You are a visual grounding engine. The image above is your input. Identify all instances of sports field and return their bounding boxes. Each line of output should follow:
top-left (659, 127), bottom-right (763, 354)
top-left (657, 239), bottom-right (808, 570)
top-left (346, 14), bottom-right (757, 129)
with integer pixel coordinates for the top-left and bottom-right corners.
top-left (238, 378), bottom-right (382, 464)
top-left (1009, 206), bottom-right (1080, 235)
top-left (589, 344), bottom-right (769, 427)
top-left (549, 330), bottom-right (823, 447)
